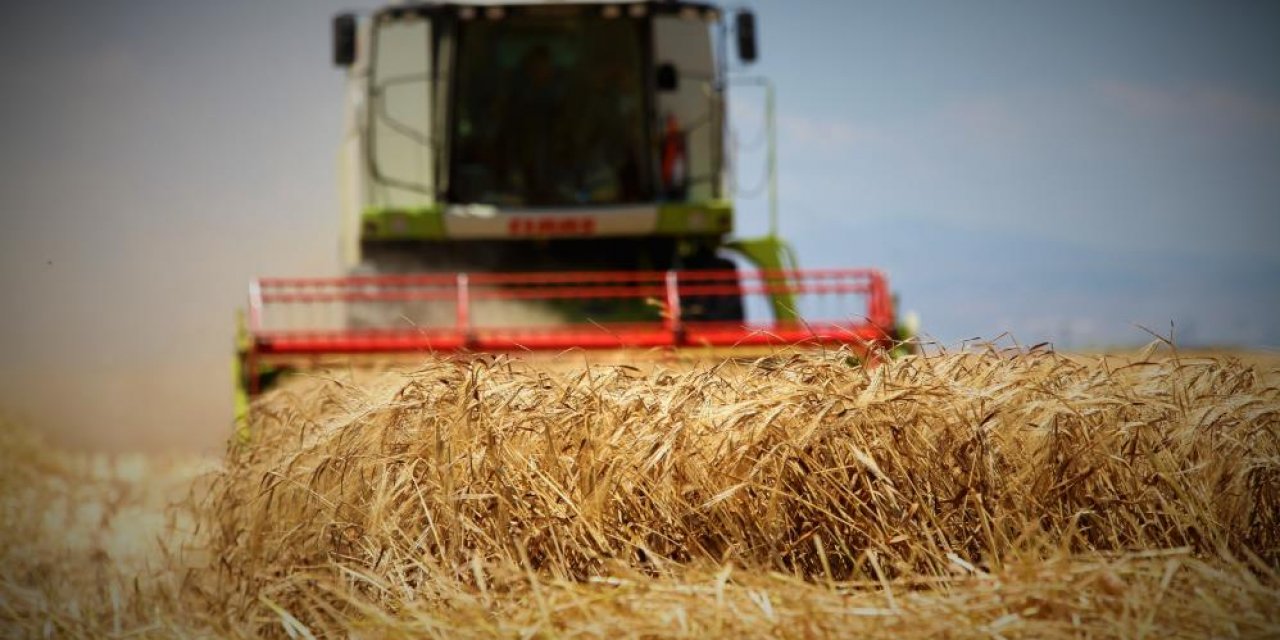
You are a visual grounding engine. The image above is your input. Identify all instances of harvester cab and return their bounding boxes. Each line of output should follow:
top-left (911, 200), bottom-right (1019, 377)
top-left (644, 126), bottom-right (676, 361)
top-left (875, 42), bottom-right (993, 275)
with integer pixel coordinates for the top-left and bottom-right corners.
top-left (334, 2), bottom-right (779, 280)
top-left (236, 1), bottom-right (906, 428)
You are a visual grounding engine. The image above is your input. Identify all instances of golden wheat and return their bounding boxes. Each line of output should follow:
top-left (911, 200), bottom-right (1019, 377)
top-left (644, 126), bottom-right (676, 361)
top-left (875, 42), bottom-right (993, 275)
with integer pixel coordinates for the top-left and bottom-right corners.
top-left (2, 344), bottom-right (1278, 638)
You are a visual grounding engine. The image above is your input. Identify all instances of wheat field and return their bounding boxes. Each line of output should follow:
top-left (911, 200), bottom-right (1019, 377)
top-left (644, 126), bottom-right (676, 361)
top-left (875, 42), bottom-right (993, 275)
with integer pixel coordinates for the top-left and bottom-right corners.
top-left (2, 344), bottom-right (1278, 638)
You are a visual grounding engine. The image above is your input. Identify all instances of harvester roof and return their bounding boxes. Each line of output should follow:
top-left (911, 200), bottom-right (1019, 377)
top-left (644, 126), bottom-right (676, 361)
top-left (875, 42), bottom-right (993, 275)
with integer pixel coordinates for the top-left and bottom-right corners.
top-left (376, 0), bottom-right (723, 18)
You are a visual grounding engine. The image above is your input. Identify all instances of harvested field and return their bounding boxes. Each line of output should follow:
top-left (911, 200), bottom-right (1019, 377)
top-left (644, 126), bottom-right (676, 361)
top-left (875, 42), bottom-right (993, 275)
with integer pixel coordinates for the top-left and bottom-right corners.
top-left (2, 345), bottom-right (1279, 638)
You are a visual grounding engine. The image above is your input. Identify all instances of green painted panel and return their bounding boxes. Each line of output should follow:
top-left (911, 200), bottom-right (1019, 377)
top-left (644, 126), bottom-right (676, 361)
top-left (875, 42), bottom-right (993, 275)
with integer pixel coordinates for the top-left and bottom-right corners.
top-left (724, 235), bottom-right (801, 322)
top-left (655, 201), bottom-right (734, 235)
top-left (364, 202), bottom-right (733, 239)
top-left (361, 205), bottom-right (446, 240)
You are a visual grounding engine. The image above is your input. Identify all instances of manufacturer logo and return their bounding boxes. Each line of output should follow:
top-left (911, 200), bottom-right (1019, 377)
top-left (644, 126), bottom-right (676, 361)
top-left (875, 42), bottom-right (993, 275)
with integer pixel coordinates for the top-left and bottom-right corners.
top-left (507, 216), bottom-right (597, 236)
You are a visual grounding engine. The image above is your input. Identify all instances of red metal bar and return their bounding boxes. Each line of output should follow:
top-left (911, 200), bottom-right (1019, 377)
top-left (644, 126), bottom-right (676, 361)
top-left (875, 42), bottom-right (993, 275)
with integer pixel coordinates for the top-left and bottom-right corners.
top-left (256, 268), bottom-right (884, 291)
top-left (258, 281), bottom-right (875, 304)
top-left (259, 273), bottom-right (459, 287)
top-left (243, 268), bottom-right (898, 395)
top-left (253, 321), bottom-right (890, 356)
top-left (455, 273), bottom-right (471, 337)
top-left (665, 270), bottom-right (682, 340)
top-left (247, 279), bottom-right (264, 332)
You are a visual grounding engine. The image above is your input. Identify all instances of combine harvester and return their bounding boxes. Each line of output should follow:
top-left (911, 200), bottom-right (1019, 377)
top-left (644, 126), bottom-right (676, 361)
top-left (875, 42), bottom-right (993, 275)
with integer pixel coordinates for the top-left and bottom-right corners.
top-left (235, 0), bottom-right (911, 426)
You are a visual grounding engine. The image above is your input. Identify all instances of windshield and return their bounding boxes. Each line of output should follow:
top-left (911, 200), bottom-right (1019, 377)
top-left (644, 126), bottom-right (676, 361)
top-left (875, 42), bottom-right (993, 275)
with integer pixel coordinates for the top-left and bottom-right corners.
top-left (449, 15), bottom-right (651, 207)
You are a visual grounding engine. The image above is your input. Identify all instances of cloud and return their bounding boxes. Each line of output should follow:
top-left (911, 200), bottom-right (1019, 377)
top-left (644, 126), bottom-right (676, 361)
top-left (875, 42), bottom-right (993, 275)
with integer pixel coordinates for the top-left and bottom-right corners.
top-left (777, 113), bottom-right (876, 150)
top-left (1098, 81), bottom-right (1280, 133)
top-left (750, 95), bottom-right (1037, 164)
top-left (729, 101), bottom-right (880, 153)
top-left (932, 97), bottom-right (1030, 146)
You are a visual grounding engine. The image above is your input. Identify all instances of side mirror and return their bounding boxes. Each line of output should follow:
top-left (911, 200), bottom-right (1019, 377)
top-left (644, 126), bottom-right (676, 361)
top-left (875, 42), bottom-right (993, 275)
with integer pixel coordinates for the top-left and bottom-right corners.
top-left (735, 10), bottom-right (757, 64)
top-left (333, 13), bottom-right (357, 67)
top-left (656, 63), bottom-right (679, 91)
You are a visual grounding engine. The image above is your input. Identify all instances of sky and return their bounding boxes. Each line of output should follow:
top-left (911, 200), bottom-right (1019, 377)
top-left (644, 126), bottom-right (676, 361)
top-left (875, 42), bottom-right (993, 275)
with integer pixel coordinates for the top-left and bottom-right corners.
top-left (1, 0), bottom-right (1277, 451)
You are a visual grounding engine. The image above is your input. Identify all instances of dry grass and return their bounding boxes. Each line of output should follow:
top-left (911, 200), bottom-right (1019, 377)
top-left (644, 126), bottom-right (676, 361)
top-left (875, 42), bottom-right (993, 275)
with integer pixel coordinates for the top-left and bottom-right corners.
top-left (2, 344), bottom-right (1279, 637)
top-left (0, 422), bottom-right (214, 637)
